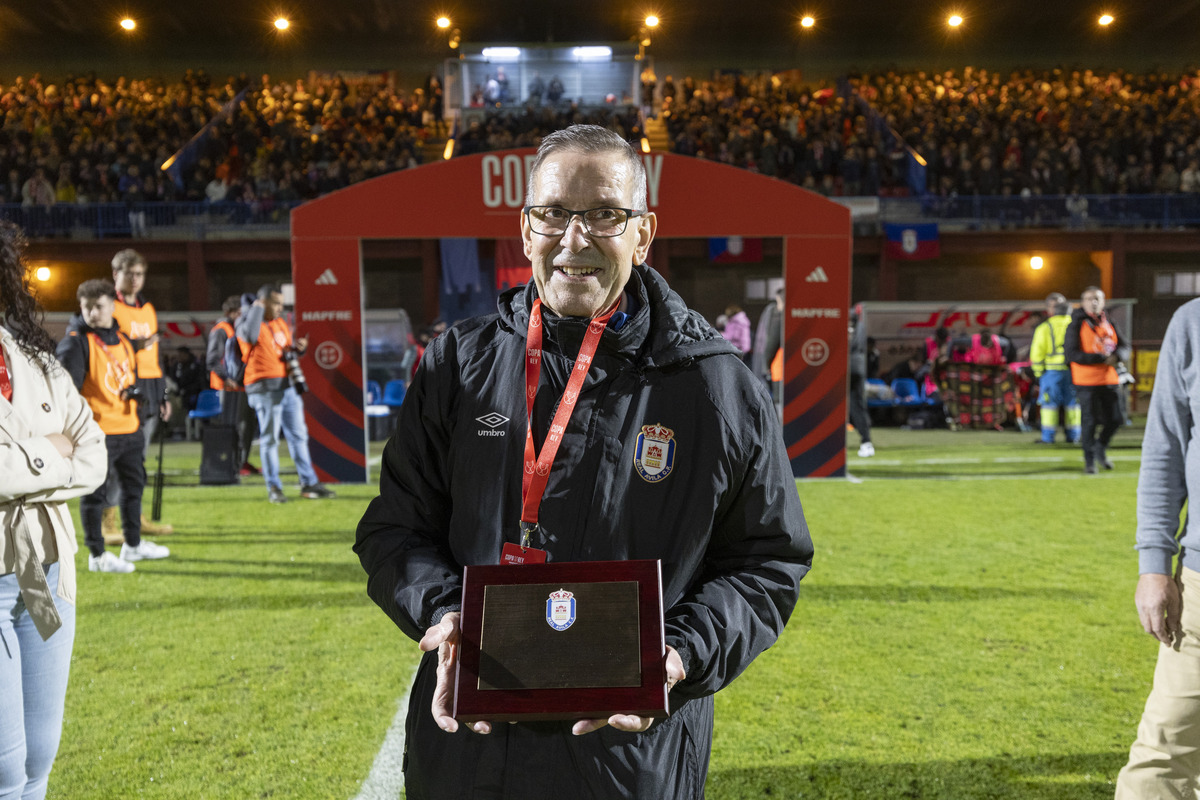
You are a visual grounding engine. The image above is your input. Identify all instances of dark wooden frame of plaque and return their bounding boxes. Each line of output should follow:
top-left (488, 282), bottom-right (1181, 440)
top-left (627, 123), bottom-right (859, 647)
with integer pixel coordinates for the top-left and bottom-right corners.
top-left (454, 559), bottom-right (667, 723)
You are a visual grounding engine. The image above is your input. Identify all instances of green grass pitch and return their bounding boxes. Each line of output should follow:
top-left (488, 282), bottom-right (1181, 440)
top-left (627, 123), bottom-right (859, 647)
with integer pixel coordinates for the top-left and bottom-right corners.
top-left (47, 423), bottom-right (1150, 798)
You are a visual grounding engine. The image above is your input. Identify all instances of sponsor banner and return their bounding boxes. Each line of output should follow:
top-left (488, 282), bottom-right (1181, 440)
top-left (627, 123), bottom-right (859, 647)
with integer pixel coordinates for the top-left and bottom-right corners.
top-left (783, 235), bottom-right (851, 478)
top-left (291, 237), bottom-right (367, 483)
top-left (859, 300), bottom-right (1135, 377)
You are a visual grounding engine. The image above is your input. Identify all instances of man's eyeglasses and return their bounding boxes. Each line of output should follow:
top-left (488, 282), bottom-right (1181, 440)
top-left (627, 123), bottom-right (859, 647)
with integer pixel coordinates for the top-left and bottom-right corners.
top-left (524, 205), bottom-right (644, 238)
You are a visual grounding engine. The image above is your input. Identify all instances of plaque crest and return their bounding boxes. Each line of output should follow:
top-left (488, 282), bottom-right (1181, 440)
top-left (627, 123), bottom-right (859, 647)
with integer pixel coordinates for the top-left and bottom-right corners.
top-left (634, 423), bottom-right (676, 483)
top-left (546, 589), bottom-right (576, 631)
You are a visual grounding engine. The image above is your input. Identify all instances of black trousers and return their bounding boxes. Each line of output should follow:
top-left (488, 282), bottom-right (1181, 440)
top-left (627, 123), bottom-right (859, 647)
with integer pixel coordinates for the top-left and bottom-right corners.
top-left (848, 372), bottom-right (871, 444)
top-left (220, 388), bottom-right (256, 465)
top-left (82, 432), bottom-right (145, 556)
top-left (1074, 384), bottom-right (1122, 463)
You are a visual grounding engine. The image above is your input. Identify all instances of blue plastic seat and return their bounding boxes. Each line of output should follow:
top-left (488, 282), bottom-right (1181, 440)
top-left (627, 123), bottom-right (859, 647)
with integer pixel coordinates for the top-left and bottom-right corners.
top-left (866, 378), bottom-right (892, 408)
top-left (367, 380), bottom-right (383, 405)
top-left (188, 389), bottom-right (222, 420)
top-left (382, 379), bottom-right (407, 409)
top-left (890, 378), bottom-right (922, 407)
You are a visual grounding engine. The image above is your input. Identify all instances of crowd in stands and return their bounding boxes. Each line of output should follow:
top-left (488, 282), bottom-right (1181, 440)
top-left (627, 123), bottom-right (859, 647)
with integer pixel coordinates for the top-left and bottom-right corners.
top-left (659, 66), bottom-right (1200, 198)
top-left (2, 64), bottom-right (1200, 217)
top-left (0, 70), bottom-right (433, 216)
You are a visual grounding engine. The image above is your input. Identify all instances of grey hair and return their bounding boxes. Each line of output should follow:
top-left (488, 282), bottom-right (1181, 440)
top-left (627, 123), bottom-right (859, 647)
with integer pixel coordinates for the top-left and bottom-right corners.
top-left (525, 124), bottom-right (647, 211)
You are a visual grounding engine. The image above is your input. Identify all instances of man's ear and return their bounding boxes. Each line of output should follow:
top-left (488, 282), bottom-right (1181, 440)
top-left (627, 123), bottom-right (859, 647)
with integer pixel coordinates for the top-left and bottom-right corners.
top-left (632, 212), bottom-right (657, 264)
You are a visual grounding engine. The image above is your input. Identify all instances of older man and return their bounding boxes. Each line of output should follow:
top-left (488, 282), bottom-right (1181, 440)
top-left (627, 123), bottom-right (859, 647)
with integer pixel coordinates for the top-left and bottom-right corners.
top-left (356, 124), bottom-right (813, 798)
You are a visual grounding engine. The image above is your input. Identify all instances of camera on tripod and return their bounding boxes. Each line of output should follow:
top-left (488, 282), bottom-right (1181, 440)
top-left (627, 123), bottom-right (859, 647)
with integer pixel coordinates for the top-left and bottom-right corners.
top-left (282, 347), bottom-right (308, 394)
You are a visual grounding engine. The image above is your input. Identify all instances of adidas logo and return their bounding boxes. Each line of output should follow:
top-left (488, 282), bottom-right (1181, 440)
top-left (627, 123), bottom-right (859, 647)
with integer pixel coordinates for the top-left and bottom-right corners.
top-left (805, 266), bottom-right (829, 283)
top-left (315, 269), bottom-right (338, 286)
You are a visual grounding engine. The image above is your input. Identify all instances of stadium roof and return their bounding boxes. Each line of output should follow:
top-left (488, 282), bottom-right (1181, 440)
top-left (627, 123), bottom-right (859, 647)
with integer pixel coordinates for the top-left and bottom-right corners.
top-left (3, 1), bottom-right (1200, 74)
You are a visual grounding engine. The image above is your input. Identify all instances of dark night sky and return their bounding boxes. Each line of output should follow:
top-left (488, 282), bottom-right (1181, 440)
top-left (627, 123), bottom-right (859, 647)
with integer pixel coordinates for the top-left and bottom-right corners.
top-left (3, 1), bottom-right (1200, 73)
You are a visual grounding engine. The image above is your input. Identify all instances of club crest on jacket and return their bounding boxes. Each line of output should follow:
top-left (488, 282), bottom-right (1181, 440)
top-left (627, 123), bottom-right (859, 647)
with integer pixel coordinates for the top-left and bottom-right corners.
top-left (634, 423), bottom-right (676, 483)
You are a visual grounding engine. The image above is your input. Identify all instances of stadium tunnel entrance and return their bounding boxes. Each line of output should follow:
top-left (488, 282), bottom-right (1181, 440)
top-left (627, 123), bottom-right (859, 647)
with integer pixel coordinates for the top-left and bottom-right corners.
top-left (290, 149), bottom-right (852, 482)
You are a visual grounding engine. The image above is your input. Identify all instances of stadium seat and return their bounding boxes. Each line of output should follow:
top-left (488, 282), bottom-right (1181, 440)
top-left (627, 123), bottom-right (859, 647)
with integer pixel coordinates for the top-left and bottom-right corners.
top-left (186, 389), bottom-right (222, 440)
top-left (890, 378), bottom-right (923, 407)
top-left (382, 380), bottom-right (407, 409)
top-left (866, 378), bottom-right (893, 408)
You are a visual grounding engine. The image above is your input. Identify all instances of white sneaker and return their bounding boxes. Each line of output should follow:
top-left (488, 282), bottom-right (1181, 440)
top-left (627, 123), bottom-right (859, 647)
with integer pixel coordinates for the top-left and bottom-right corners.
top-left (858, 442), bottom-right (876, 457)
top-left (89, 551), bottom-right (135, 573)
top-left (121, 540), bottom-right (171, 561)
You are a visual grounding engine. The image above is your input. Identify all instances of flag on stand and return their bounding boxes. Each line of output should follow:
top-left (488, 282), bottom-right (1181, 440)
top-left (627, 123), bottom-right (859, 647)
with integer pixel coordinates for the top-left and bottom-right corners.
top-left (708, 236), bottom-right (763, 263)
top-left (884, 223), bottom-right (940, 260)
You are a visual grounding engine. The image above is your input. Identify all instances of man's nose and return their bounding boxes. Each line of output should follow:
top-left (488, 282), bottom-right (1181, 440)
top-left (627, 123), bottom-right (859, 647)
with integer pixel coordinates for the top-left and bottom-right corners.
top-left (559, 214), bottom-right (591, 248)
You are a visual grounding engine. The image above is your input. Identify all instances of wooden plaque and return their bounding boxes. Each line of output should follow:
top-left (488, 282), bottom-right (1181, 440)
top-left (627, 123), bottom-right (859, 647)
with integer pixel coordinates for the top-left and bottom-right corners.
top-left (453, 559), bottom-right (667, 723)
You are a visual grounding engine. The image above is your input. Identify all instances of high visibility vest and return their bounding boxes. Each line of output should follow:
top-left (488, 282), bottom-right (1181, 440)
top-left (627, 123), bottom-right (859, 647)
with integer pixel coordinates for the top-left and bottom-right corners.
top-left (77, 331), bottom-right (140, 435)
top-left (112, 296), bottom-right (162, 378)
top-left (243, 317), bottom-right (290, 386)
top-left (1070, 315), bottom-right (1120, 386)
top-left (1030, 315), bottom-right (1071, 376)
top-left (208, 319), bottom-right (248, 391)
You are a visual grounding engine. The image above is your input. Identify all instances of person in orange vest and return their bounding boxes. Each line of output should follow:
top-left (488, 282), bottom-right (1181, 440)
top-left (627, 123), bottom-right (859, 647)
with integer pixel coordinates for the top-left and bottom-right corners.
top-left (236, 284), bottom-right (335, 504)
top-left (1065, 285), bottom-right (1129, 474)
top-left (106, 248), bottom-right (173, 538)
top-left (205, 295), bottom-right (257, 475)
top-left (54, 279), bottom-right (170, 572)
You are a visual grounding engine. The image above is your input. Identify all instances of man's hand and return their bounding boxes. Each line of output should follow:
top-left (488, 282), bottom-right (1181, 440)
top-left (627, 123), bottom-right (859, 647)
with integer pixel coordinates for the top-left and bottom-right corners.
top-left (572, 646), bottom-right (686, 736)
top-left (1136, 573), bottom-right (1183, 646)
top-left (419, 612), bottom-right (492, 735)
top-left (295, 335), bottom-right (309, 352)
top-left (45, 433), bottom-right (74, 458)
top-left (160, 401), bottom-right (172, 423)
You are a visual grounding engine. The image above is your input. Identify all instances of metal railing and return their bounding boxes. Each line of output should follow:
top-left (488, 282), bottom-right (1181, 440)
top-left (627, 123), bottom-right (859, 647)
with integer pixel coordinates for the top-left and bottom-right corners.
top-left (7, 192), bottom-right (1200, 240)
top-left (0, 200), bottom-right (303, 240)
top-left (881, 193), bottom-right (1200, 231)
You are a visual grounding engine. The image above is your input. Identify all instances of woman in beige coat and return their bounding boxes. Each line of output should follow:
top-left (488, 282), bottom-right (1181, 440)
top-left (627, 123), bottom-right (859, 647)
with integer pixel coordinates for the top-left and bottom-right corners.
top-left (0, 221), bottom-right (106, 800)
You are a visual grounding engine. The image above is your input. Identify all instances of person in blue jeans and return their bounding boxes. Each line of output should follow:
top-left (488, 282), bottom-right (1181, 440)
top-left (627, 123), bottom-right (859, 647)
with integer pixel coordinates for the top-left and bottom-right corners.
top-left (0, 221), bottom-right (108, 800)
top-left (236, 284), bottom-right (335, 504)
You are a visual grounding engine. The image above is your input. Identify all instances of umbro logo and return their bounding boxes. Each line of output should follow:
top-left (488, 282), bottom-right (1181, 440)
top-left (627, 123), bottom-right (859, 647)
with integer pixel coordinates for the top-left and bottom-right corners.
top-left (476, 412), bottom-right (509, 437)
top-left (315, 269), bottom-right (339, 285)
top-left (805, 266), bottom-right (829, 283)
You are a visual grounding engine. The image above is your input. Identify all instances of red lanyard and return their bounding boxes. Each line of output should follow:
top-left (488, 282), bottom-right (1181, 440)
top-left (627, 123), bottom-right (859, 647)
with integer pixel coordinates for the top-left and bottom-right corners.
top-left (0, 345), bottom-right (11, 402)
top-left (520, 298), bottom-right (617, 544)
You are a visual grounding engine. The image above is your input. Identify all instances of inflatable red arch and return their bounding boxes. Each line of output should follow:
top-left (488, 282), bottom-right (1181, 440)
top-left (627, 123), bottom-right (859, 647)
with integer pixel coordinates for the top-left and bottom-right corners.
top-left (290, 149), bottom-right (851, 482)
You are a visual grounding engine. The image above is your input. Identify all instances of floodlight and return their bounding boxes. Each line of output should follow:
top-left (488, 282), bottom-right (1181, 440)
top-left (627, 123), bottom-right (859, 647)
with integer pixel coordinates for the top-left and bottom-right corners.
top-left (800, 15), bottom-right (815, 28)
top-left (436, 16), bottom-right (451, 29)
top-left (645, 15), bottom-right (659, 28)
top-left (572, 46), bottom-right (612, 60)
top-left (35, 267), bottom-right (50, 281)
top-left (947, 14), bottom-right (963, 27)
top-left (274, 17), bottom-right (290, 31)
top-left (481, 47), bottom-right (521, 61)
top-left (1030, 256), bottom-right (1044, 271)
top-left (1098, 13), bottom-right (1114, 26)
top-left (120, 18), bottom-right (136, 31)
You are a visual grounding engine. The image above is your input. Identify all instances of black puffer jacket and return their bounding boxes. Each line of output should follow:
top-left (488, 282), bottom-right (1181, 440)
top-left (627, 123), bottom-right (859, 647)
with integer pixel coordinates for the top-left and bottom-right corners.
top-left (356, 264), bottom-right (813, 800)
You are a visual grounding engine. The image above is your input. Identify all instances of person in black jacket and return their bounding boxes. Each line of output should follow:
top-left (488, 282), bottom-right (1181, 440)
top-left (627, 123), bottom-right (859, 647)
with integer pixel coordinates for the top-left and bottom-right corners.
top-left (355, 124), bottom-right (813, 799)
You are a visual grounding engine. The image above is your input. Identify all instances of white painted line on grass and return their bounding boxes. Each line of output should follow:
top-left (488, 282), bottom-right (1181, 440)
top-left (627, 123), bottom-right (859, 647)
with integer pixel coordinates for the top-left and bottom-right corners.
top-left (993, 456), bottom-right (1066, 463)
top-left (853, 471), bottom-right (1132, 482)
top-left (913, 457), bottom-right (983, 464)
top-left (353, 664), bottom-right (418, 800)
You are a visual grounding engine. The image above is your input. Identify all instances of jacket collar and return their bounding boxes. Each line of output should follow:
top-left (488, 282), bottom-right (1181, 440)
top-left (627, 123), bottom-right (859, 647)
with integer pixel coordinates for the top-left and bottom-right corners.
top-left (497, 263), bottom-right (739, 368)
